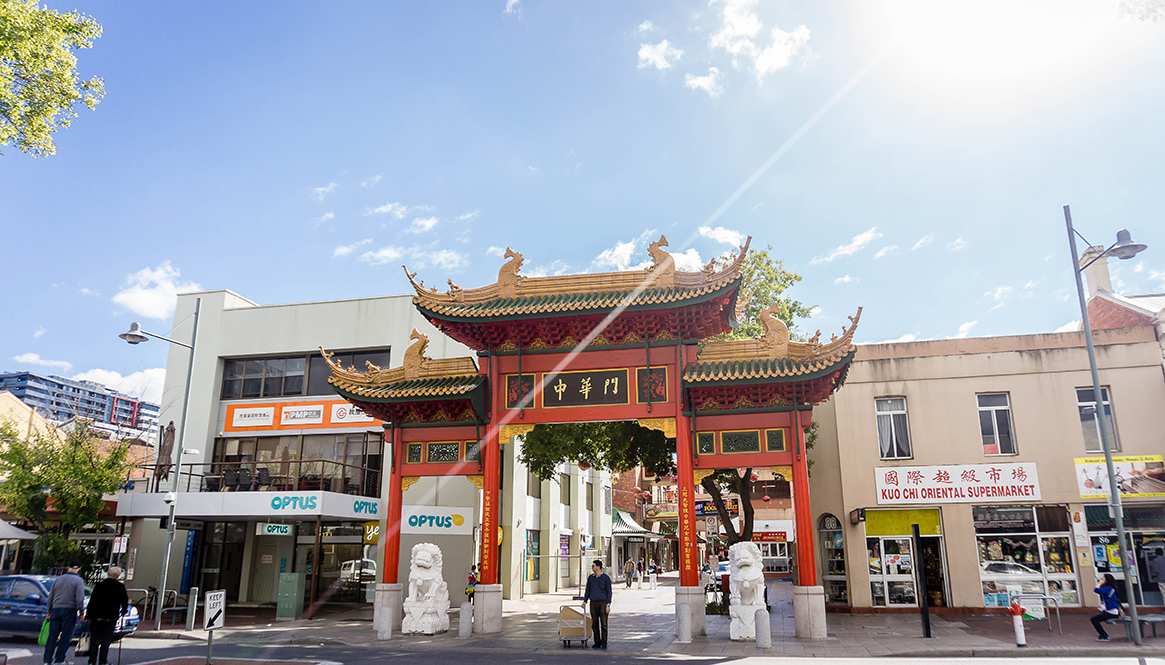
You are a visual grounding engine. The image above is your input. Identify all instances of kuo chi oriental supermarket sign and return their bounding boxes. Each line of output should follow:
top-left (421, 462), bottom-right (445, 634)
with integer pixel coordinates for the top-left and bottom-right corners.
top-left (874, 463), bottom-right (1040, 505)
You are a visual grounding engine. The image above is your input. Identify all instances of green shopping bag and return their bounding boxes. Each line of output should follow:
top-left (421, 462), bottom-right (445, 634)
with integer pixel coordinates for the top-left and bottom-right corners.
top-left (38, 619), bottom-right (50, 646)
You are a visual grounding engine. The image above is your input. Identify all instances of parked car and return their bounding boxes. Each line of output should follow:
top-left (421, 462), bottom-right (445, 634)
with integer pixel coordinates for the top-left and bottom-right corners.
top-left (339, 558), bottom-right (377, 581)
top-left (0, 575), bottom-right (139, 640)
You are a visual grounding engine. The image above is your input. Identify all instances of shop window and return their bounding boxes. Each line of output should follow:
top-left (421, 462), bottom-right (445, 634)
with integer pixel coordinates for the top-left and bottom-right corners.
top-left (819, 514), bottom-right (847, 604)
top-left (875, 397), bottom-right (912, 460)
top-left (1077, 387), bottom-right (1119, 453)
top-left (866, 537), bottom-right (917, 607)
top-left (586, 481), bottom-right (594, 511)
top-left (527, 471), bottom-right (541, 499)
top-left (526, 530), bottom-right (541, 581)
top-left (974, 504), bottom-right (1078, 607)
top-left (221, 356), bottom-right (306, 399)
top-left (560, 474), bottom-right (571, 505)
top-left (977, 393), bottom-right (1016, 455)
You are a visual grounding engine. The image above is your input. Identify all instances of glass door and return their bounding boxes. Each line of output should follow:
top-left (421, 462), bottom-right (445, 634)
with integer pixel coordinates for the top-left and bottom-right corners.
top-left (867, 537), bottom-right (917, 606)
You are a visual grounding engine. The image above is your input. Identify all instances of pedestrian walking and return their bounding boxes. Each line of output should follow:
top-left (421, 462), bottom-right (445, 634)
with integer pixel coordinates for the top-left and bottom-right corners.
top-left (85, 566), bottom-right (129, 665)
top-left (43, 559), bottom-right (86, 665)
top-left (1149, 548), bottom-right (1165, 598)
top-left (466, 564), bottom-right (477, 604)
top-left (637, 557), bottom-right (644, 589)
top-left (581, 559), bottom-right (612, 650)
top-left (1090, 573), bottom-right (1121, 641)
top-left (622, 558), bottom-right (634, 589)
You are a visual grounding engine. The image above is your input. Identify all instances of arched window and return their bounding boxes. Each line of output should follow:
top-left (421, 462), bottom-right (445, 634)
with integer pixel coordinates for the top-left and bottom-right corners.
top-left (818, 513), bottom-right (847, 604)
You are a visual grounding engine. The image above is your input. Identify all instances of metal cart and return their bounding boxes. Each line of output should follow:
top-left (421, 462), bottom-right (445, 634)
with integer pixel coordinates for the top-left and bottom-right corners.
top-left (557, 605), bottom-right (592, 647)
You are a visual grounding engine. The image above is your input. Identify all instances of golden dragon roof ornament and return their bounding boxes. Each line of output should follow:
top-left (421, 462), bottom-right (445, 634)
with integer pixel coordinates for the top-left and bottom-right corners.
top-left (699, 306), bottom-right (862, 363)
top-left (320, 329), bottom-right (478, 388)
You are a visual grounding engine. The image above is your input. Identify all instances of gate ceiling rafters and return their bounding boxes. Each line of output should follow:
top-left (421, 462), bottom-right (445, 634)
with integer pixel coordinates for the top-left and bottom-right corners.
top-left (321, 234), bottom-right (861, 590)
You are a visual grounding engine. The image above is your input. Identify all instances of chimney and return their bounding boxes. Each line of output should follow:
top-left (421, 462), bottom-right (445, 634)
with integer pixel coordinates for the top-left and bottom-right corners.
top-left (1079, 245), bottom-right (1112, 298)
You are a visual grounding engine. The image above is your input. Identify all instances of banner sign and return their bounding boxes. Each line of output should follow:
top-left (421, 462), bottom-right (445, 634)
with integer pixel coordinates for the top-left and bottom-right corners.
top-left (1075, 455), bottom-right (1165, 498)
top-left (224, 399), bottom-right (381, 432)
top-left (874, 463), bottom-right (1041, 505)
top-left (695, 498), bottom-right (738, 516)
top-left (401, 505), bottom-right (474, 535)
top-left (752, 531), bottom-right (787, 542)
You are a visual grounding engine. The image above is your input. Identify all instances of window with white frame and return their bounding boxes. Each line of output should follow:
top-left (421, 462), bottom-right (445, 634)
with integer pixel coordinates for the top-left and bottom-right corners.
top-left (1076, 387), bottom-right (1119, 453)
top-left (875, 397), bottom-right (912, 460)
top-left (977, 393), bottom-right (1016, 455)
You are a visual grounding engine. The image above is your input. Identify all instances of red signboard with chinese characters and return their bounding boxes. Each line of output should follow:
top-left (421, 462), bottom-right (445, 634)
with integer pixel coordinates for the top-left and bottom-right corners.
top-left (751, 531), bottom-right (787, 542)
top-left (874, 463), bottom-right (1040, 505)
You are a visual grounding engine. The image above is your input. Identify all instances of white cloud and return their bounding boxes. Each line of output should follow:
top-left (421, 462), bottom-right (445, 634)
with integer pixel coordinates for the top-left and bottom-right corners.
top-left (709, 0), bottom-right (809, 80)
top-left (1023, 278), bottom-right (1042, 289)
top-left (366, 201), bottom-right (410, 218)
top-left (834, 274), bottom-right (856, 284)
top-left (361, 174), bottom-right (382, 188)
top-left (311, 182), bottom-right (337, 201)
top-left (638, 40), bottom-right (684, 70)
top-left (592, 230), bottom-right (657, 271)
top-left (360, 246), bottom-right (404, 266)
top-left (79, 287), bottom-right (99, 297)
top-left (871, 333), bottom-right (919, 344)
top-left (808, 306), bottom-right (821, 318)
top-left (670, 248), bottom-right (703, 271)
top-left (874, 245), bottom-right (898, 259)
top-left (684, 67), bottom-right (724, 97)
top-left (699, 225), bottom-right (743, 246)
top-left (333, 239), bottom-right (372, 258)
top-left (1054, 320), bottom-right (1081, 333)
top-left (1116, 0), bottom-right (1165, 21)
top-left (111, 261), bottom-right (201, 320)
top-left (949, 238), bottom-right (968, 251)
top-left (486, 246), bottom-right (507, 258)
top-left (526, 260), bottom-right (573, 278)
top-left (457, 210), bottom-right (480, 221)
top-left (11, 352), bottom-right (72, 372)
top-left (950, 321), bottom-right (978, 339)
top-left (753, 24), bottom-right (811, 81)
top-left (72, 367), bottom-right (166, 405)
top-left (504, 0), bottom-right (520, 14)
top-left (33, 327), bottom-right (46, 338)
top-left (985, 285), bottom-right (1014, 301)
top-left (810, 227), bottom-right (882, 265)
top-left (312, 211), bottom-right (335, 228)
top-left (635, 20), bottom-right (656, 34)
top-left (419, 249), bottom-right (467, 270)
top-left (911, 234), bottom-right (935, 251)
top-left (407, 217), bottom-right (440, 234)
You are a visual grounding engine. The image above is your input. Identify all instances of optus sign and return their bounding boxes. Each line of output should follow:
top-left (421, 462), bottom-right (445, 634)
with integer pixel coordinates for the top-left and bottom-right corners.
top-left (271, 495), bottom-right (318, 511)
top-left (353, 499), bottom-right (378, 516)
top-left (401, 505), bottom-right (474, 535)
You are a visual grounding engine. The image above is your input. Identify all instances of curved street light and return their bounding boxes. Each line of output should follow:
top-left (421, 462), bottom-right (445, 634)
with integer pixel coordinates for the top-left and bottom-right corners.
top-left (119, 297), bottom-right (201, 631)
top-left (1063, 206), bottom-right (1147, 645)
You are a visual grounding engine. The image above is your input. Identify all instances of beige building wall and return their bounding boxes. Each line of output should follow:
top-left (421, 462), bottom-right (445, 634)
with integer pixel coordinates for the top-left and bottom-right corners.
top-left (811, 326), bottom-right (1165, 610)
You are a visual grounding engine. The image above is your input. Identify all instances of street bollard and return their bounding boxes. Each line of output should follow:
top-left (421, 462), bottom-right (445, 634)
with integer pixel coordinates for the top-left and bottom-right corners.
top-left (755, 608), bottom-right (772, 649)
top-left (186, 586), bottom-right (198, 632)
top-left (379, 605), bottom-right (393, 638)
top-left (1011, 601), bottom-right (1026, 648)
top-left (676, 604), bottom-right (691, 643)
top-left (459, 602), bottom-right (473, 638)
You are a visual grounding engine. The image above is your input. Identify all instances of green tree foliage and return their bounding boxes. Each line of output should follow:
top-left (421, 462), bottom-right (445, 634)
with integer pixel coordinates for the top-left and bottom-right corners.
top-left (517, 248), bottom-right (816, 544)
top-left (0, 418), bottom-right (132, 571)
top-left (0, 0), bottom-right (104, 157)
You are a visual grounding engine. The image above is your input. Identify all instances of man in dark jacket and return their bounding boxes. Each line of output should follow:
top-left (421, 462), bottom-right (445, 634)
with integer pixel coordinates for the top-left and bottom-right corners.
top-left (581, 559), bottom-right (612, 649)
top-left (84, 566), bottom-right (129, 665)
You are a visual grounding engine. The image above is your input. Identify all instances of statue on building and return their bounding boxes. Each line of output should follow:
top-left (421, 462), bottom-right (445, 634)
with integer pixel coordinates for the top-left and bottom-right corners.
top-left (728, 541), bottom-right (767, 640)
top-left (402, 542), bottom-right (450, 634)
top-left (154, 421), bottom-right (175, 491)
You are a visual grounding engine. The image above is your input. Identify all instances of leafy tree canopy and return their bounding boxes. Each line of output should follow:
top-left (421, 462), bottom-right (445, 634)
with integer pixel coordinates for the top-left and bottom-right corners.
top-left (0, 418), bottom-right (132, 571)
top-left (0, 0), bottom-right (104, 157)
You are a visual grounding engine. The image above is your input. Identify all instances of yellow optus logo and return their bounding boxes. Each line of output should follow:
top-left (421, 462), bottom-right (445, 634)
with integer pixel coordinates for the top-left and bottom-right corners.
top-left (451, 514), bottom-right (465, 526)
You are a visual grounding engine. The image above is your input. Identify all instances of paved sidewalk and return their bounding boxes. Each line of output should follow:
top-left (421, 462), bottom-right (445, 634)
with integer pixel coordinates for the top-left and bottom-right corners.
top-left (148, 572), bottom-right (1165, 658)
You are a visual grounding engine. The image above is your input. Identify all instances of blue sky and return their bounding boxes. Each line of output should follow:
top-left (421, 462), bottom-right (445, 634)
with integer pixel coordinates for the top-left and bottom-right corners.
top-left (3, 0), bottom-right (1165, 405)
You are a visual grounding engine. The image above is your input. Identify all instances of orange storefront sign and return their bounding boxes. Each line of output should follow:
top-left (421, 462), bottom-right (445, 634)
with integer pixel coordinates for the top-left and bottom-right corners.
top-left (223, 400), bottom-right (381, 432)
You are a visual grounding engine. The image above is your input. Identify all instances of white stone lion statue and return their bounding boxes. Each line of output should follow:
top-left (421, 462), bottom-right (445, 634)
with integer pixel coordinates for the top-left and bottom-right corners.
top-left (402, 542), bottom-right (450, 634)
top-left (729, 541), bottom-right (765, 606)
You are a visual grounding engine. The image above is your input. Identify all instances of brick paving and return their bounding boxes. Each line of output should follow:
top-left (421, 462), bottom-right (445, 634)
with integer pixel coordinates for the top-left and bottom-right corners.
top-left (147, 572), bottom-right (1165, 658)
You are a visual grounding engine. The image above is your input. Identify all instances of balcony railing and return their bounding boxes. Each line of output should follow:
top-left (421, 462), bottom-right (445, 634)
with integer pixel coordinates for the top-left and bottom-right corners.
top-left (133, 459), bottom-right (380, 498)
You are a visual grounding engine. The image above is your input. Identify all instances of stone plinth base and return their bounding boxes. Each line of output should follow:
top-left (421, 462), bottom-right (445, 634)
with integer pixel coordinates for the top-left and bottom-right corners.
top-left (675, 586), bottom-right (707, 637)
top-left (374, 583), bottom-right (403, 634)
top-left (729, 602), bottom-right (767, 640)
top-left (793, 585), bottom-right (827, 640)
top-left (473, 584), bottom-right (503, 634)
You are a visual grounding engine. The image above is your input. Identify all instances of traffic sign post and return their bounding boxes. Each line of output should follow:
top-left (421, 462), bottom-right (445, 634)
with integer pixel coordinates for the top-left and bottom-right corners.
top-left (203, 589), bottom-right (226, 664)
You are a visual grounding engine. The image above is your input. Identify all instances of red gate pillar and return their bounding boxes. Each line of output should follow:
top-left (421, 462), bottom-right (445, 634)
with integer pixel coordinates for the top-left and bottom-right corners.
top-left (674, 344), bottom-right (706, 636)
top-left (376, 424), bottom-right (404, 635)
top-left (791, 408), bottom-right (816, 586)
top-left (479, 426), bottom-right (501, 584)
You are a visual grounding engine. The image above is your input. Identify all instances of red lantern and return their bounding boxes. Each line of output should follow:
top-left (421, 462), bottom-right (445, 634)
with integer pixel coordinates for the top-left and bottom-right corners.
top-left (641, 491), bottom-right (651, 499)
top-left (750, 472), bottom-right (759, 482)
top-left (632, 486), bottom-right (642, 494)
top-left (762, 495), bottom-right (771, 503)
top-left (577, 461), bottom-right (591, 471)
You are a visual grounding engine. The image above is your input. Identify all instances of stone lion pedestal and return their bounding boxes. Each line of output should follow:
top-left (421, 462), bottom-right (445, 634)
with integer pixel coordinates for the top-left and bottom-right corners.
top-left (727, 541), bottom-right (767, 641)
top-left (401, 543), bottom-right (450, 635)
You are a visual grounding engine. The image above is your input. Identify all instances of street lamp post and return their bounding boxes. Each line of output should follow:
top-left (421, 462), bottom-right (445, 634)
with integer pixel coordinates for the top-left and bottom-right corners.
top-left (120, 297), bottom-right (201, 632)
top-left (1063, 206), bottom-right (1146, 646)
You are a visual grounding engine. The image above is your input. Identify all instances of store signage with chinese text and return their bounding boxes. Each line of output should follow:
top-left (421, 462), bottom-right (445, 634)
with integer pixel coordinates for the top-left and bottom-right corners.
top-left (224, 399), bottom-right (381, 432)
top-left (752, 531), bottom-right (787, 542)
top-left (874, 463), bottom-right (1040, 505)
top-left (1074, 454), bottom-right (1164, 498)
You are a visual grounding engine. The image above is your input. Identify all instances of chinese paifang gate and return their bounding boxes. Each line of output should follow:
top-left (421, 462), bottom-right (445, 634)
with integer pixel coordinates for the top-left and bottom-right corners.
top-left (321, 236), bottom-right (860, 638)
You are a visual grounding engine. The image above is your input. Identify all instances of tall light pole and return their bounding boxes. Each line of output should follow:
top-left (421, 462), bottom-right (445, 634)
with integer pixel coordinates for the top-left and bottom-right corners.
top-left (120, 297), bottom-right (201, 632)
top-left (1063, 206), bottom-right (1145, 645)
